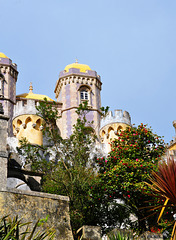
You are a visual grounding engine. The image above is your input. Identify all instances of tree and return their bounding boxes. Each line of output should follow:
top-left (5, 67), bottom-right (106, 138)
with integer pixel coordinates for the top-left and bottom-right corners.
top-left (97, 124), bottom-right (166, 233)
top-left (19, 100), bottom-right (103, 238)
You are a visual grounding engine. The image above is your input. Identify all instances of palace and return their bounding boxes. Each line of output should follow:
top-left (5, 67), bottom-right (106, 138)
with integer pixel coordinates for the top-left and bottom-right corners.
top-left (0, 51), bottom-right (175, 239)
top-left (0, 52), bottom-right (132, 153)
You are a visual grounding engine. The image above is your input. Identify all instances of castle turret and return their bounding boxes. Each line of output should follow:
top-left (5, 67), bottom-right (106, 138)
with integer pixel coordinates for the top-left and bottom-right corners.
top-left (99, 109), bottom-right (131, 153)
top-left (12, 84), bottom-right (62, 146)
top-left (0, 52), bottom-right (18, 136)
top-left (54, 61), bottom-right (102, 138)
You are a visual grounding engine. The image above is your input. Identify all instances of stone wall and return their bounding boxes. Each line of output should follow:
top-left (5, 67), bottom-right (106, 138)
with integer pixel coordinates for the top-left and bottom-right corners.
top-left (0, 107), bottom-right (74, 240)
top-left (0, 189), bottom-right (73, 240)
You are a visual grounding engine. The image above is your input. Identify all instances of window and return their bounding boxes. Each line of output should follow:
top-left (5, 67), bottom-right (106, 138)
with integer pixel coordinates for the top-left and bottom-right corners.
top-left (80, 90), bottom-right (89, 100)
top-left (78, 85), bottom-right (91, 106)
top-left (0, 72), bottom-right (5, 97)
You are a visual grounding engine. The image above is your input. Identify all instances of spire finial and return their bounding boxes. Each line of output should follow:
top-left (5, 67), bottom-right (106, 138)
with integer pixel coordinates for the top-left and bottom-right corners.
top-left (75, 58), bottom-right (78, 63)
top-left (29, 82), bottom-right (33, 93)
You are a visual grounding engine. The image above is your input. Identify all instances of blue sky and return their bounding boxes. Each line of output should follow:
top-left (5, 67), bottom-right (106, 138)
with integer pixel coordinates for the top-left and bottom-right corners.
top-left (0, 0), bottom-right (176, 143)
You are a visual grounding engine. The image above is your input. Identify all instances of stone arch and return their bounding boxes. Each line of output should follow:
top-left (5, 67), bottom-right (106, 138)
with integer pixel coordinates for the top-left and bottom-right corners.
top-left (100, 130), bottom-right (106, 143)
top-left (117, 125), bottom-right (122, 132)
top-left (78, 84), bottom-right (91, 91)
top-left (108, 126), bottom-right (114, 133)
top-left (17, 119), bottom-right (22, 127)
top-left (25, 116), bottom-right (32, 125)
top-left (101, 130), bottom-right (105, 137)
top-left (36, 118), bottom-right (42, 130)
top-left (108, 127), bottom-right (114, 140)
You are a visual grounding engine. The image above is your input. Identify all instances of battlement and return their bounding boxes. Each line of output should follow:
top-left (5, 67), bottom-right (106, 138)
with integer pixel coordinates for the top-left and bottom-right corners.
top-left (55, 70), bottom-right (102, 98)
top-left (59, 68), bottom-right (101, 80)
top-left (13, 99), bottom-right (38, 119)
top-left (0, 57), bottom-right (17, 71)
top-left (100, 109), bottom-right (131, 130)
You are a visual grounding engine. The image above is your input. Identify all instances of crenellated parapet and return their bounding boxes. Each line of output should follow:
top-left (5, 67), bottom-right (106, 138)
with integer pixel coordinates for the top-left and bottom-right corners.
top-left (100, 109), bottom-right (131, 130)
top-left (59, 68), bottom-right (101, 79)
top-left (13, 99), bottom-right (38, 119)
top-left (0, 57), bottom-right (18, 81)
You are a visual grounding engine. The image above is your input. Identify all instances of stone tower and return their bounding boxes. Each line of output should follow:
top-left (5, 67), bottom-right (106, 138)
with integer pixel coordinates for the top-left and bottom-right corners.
top-left (0, 53), bottom-right (18, 136)
top-left (54, 61), bottom-right (102, 138)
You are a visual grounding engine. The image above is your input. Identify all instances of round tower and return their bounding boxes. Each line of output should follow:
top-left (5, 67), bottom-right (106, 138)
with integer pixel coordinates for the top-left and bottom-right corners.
top-left (12, 84), bottom-right (57, 146)
top-left (99, 109), bottom-right (131, 153)
top-left (54, 61), bottom-right (102, 138)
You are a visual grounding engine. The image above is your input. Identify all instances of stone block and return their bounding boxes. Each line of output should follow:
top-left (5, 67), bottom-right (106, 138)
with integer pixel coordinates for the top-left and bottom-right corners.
top-left (77, 225), bottom-right (101, 240)
top-left (139, 231), bottom-right (163, 240)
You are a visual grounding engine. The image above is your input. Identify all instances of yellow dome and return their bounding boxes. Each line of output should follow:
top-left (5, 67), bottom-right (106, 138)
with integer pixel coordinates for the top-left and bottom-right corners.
top-left (16, 83), bottom-right (54, 101)
top-left (16, 92), bottom-right (54, 101)
top-left (0, 52), bottom-right (8, 58)
top-left (64, 62), bottom-right (91, 73)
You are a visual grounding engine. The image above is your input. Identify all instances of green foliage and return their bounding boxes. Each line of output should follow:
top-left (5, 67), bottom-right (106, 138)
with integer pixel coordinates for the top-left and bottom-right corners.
top-left (107, 231), bottom-right (131, 240)
top-left (36, 98), bottom-right (61, 143)
top-left (0, 215), bottom-right (55, 240)
top-left (19, 100), bottom-right (102, 238)
top-left (100, 106), bottom-right (110, 117)
top-left (97, 124), bottom-right (166, 233)
top-left (20, 99), bottom-right (167, 236)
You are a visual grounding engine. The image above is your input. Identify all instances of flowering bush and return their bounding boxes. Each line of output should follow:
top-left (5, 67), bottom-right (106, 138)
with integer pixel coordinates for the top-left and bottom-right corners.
top-left (97, 124), bottom-right (166, 233)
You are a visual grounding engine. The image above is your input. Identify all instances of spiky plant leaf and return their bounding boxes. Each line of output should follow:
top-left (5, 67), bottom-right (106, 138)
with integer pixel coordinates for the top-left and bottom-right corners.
top-left (145, 158), bottom-right (176, 239)
top-left (0, 216), bottom-right (55, 240)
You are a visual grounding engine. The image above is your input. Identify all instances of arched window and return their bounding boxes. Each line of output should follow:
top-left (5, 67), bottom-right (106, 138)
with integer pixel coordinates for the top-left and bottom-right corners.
top-left (78, 85), bottom-right (91, 105)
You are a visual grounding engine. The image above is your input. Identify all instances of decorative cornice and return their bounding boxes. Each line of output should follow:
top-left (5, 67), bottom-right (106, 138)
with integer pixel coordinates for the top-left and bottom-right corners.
top-left (100, 110), bottom-right (131, 130)
top-left (0, 64), bottom-right (18, 81)
top-left (55, 75), bottom-right (102, 98)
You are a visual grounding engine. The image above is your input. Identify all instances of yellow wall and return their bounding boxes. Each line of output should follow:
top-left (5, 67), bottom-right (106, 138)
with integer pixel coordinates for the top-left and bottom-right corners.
top-left (168, 142), bottom-right (176, 151)
top-left (13, 114), bottom-right (45, 145)
top-left (99, 122), bottom-right (130, 152)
